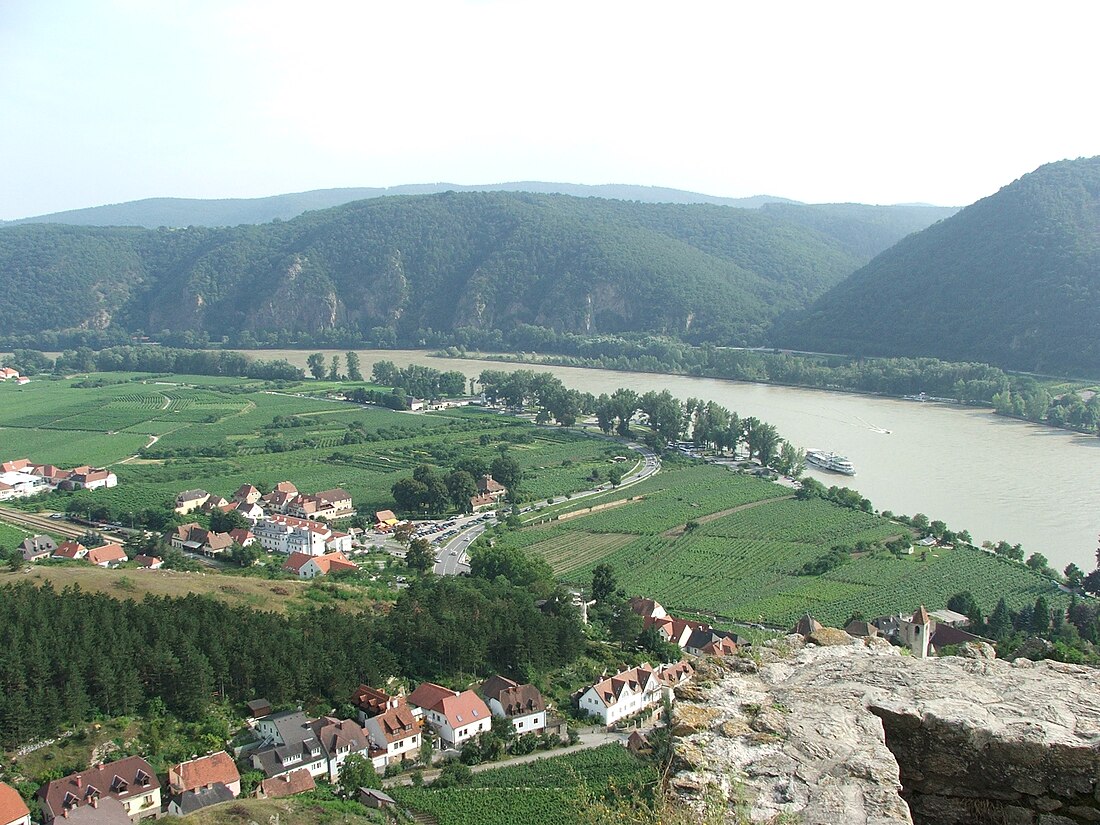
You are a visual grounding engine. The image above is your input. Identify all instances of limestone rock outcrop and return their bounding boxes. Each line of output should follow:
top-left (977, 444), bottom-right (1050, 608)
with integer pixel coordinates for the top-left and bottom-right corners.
top-left (674, 637), bottom-right (1100, 824)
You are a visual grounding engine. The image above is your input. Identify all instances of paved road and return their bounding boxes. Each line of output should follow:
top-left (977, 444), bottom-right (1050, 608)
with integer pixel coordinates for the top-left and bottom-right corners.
top-left (382, 729), bottom-right (628, 788)
top-left (430, 442), bottom-right (660, 577)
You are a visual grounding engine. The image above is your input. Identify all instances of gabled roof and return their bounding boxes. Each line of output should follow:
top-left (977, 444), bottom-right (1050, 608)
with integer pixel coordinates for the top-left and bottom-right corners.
top-left (791, 614), bottom-right (823, 637)
top-left (282, 552), bottom-right (314, 573)
top-left (85, 544), bottom-right (127, 566)
top-left (176, 489), bottom-right (210, 503)
top-left (479, 675), bottom-right (519, 702)
top-left (352, 685), bottom-right (397, 716)
top-left (39, 757), bottom-right (157, 820)
top-left (364, 704), bottom-right (418, 745)
top-left (53, 541), bottom-right (87, 559)
top-left (310, 717), bottom-right (368, 754)
top-left (588, 666), bottom-right (658, 707)
top-left (436, 691), bottom-right (491, 729)
top-left (274, 481), bottom-right (298, 493)
top-left (658, 661), bottom-right (694, 685)
top-left (134, 555), bottom-right (162, 568)
top-left (0, 781), bottom-right (30, 824)
top-left (282, 551), bottom-right (357, 575)
top-left (628, 596), bottom-right (666, 618)
top-left (259, 769), bottom-right (314, 799)
top-left (175, 783), bottom-right (234, 814)
top-left (375, 509), bottom-right (398, 525)
top-left (407, 682), bottom-right (456, 711)
top-left (844, 620), bottom-right (879, 638)
top-left (478, 474), bottom-right (505, 494)
top-left (169, 752), bottom-right (239, 794)
top-left (912, 605), bottom-right (931, 626)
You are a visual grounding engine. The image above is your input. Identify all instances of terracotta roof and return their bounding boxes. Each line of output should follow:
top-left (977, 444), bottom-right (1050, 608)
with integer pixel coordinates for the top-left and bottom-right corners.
top-left (352, 685), bottom-right (397, 716)
top-left (228, 528), bottom-right (254, 545)
top-left (168, 752), bottom-right (239, 794)
top-left (481, 676), bottom-right (544, 717)
top-left (436, 691), bottom-right (491, 729)
top-left (375, 509), bottom-right (397, 524)
top-left (274, 481), bottom-right (298, 493)
top-left (407, 682), bottom-right (456, 710)
top-left (258, 769), bottom-right (314, 799)
top-left (589, 666), bottom-right (658, 706)
top-left (85, 544), bottom-right (127, 566)
top-left (913, 605), bottom-right (931, 625)
top-left (0, 459), bottom-right (30, 472)
top-left (364, 704), bottom-right (419, 745)
top-left (628, 596), bottom-right (665, 618)
top-left (478, 474), bottom-right (505, 494)
top-left (310, 717), bottom-right (368, 754)
top-left (134, 555), bottom-right (162, 568)
top-left (282, 551), bottom-right (357, 575)
top-left (54, 541), bottom-right (87, 559)
top-left (658, 661), bottom-right (694, 685)
top-left (38, 757), bottom-right (156, 821)
top-left (0, 781), bottom-right (29, 824)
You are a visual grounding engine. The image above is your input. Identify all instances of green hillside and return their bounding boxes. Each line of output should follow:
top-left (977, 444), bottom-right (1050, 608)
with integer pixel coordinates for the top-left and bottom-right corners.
top-left (775, 157), bottom-right (1100, 375)
top-left (0, 191), bottom-right (867, 347)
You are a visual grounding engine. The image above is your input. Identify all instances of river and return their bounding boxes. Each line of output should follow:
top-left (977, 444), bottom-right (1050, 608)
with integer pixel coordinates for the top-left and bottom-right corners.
top-left (244, 348), bottom-right (1100, 571)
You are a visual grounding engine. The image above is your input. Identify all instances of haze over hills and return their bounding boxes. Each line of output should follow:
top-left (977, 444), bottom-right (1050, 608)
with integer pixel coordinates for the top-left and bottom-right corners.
top-left (775, 156), bottom-right (1100, 376)
top-left (0, 191), bottom-right (871, 347)
top-left (0, 182), bottom-right (801, 229)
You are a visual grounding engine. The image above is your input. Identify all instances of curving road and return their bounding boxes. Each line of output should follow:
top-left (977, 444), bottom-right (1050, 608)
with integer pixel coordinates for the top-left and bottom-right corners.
top-left (431, 441), bottom-right (660, 576)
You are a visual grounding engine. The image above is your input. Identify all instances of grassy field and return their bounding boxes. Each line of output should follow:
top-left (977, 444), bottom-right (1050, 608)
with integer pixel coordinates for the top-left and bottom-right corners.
top-left (0, 564), bottom-right (377, 614)
top-left (0, 375), bottom-right (621, 518)
top-left (497, 463), bottom-right (1063, 628)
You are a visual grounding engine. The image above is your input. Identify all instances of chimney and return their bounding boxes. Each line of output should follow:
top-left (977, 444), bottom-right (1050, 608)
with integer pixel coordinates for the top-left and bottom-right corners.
top-left (75, 775), bottom-right (82, 788)
top-left (91, 798), bottom-right (98, 809)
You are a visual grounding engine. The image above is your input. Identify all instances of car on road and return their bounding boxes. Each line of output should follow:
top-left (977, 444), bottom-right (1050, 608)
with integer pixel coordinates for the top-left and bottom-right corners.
top-left (49, 513), bottom-right (64, 519)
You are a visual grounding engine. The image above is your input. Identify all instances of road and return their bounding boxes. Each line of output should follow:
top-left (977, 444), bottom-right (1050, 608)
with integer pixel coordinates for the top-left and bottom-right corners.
top-left (430, 442), bottom-right (660, 576)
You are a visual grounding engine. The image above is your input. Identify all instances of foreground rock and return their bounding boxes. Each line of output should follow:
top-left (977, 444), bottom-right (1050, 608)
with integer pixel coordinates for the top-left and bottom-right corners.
top-left (674, 637), bottom-right (1100, 824)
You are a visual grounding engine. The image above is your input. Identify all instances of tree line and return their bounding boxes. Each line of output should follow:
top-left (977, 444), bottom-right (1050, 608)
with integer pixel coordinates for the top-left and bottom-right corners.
top-left (2, 346), bottom-right (303, 381)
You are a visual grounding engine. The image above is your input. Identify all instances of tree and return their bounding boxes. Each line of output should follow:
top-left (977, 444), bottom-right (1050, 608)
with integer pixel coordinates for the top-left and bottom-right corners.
top-left (986, 597), bottom-right (1012, 641)
top-left (1064, 563), bottom-right (1085, 589)
top-left (338, 753), bottom-right (380, 796)
top-left (490, 454), bottom-right (523, 493)
top-left (345, 351), bottom-right (363, 381)
top-left (1030, 596), bottom-right (1051, 634)
top-left (391, 477), bottom-right (428, 513)
top-left (610, 603), bottom-right (644, 648)
top-left (405, 538), bottom-right (435, 574)
top-left (946, 591), bottom-right (983, 627)
top-left (608, 465), bottom-right (624, 488)
top-left (306, 352), bottom-right (326, 380)
top-left (445, 470), bottom-right (478, 512)
top-left (229, 542), bottom-right (262, 568)
top-left (210, 509), bottom-right (249, 534)
top-left (1026, 552), bottom-right (1050, 573)
top-left (592, 564), bottom-right (616, 602)
top-left (329, 354), bottom-right (341, 381)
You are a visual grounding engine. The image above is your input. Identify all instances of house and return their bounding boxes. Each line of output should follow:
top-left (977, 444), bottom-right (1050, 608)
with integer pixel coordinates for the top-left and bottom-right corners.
top-left (844, 620), bottom-right (879, 638)
top-left (168, 752), bottom-right (240, 797)
top-left (282, 550), bottom-right (359, 579)
top-left (288, 488), bottom-right (354, 521)
top-left (684, 627), bottom-right (740, 657)
top-left (362, 703), bottom-right (421, 769)
top-left (0, 458), bottom-right (30, 473)
top-left (232, 501), bottom-right (265, 521)
top-left (37, 756), bottom-right (161, 823)
top-left (255, 514), bottom-right (352, 556)
top-left (0, 781), bottom-right (30, 825)
top-left (15, 377), bottom-right (29, 386)
top-left (480, 676), bottom-right (547, 734)
top-left (169, 523), bottom-right (234, 557)
top-left (250, 711), bottom-right (328, 780)
top-left (0, 470), bottom-right (47, 499)
top-left (628, 597), bottom-right (668, 620)
top-left (626, 730), bottom-right (653, 757)
top-left (374, 510), bottom-right (399, 531)
top-left (232, 484), bottom-right (262, 505)
top-left (46, 796), bottom-right (130, 825)
top-left (68, 467), bottom-right (117, 490)
top-left (52, 541), bottom-right (88, 561)
top-left (358, 788), bottom-right (396, 810)
top-left (246, 699), bottom-right (272, 718)
top-left (477, 474), bottom-right (506, 499)
top-left (646, 615), bottom-right (704, 648)
top-left (134, 555), bottom-right (163, 570)
top-left (198, 495), bottom-right (231, 514)
top-left (929, 609), bottom-right (970, 628)
top-left (32, 465), bottom-right (72, 486)
top-left (352, 685), bottom-right (403, 722)
top-left (166, 752), bottom-right (240, 816)
top-left (578, 665), bottom-right (662, 726)
top-left (0, 368), bottom-right (19, 381)
top-left (309, 717), bottom-right (370, 781)
top-left (85, 544), bottom-right (128, 568)
top-left (20, 534), bottom-right (57, 562)
top-left (790, 614), bottom-right (823, 638)
top-left (656, 661), bottom-right (695, 700)
top-left (174, 489), bottom-right (211, 515)
top-left (256, 769), bottom-right (315, 800)
top-left (228, 528), bottom-right (256, 548)
top-left (407, 683), bottom-right (491, 749)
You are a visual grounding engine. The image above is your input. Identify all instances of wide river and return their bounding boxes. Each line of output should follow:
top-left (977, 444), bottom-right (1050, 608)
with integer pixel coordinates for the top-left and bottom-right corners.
top-left (247, 348), bottom-right (1100, 571)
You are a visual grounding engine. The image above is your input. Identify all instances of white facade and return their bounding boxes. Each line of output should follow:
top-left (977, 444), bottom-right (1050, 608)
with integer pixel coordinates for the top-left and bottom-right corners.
top-left (579, 668), bottom-right (662, 726)
top-left (255, 515), bottom-right (352, 556)
top-left (485, 699), bottom-right (546, 734)
top-left (424, 708), bottom-right (488, 749)
top-left (0, 471), bottom-right (47, 500)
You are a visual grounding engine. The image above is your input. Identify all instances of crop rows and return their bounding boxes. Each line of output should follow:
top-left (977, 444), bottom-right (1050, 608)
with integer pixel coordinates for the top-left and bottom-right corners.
top-left (523, 531), bottom-right (639, 575)
top-left (467, 744), bottom-right (655, 789)
top-left (699, 498), bottom-right (902, 545)
top-left (390, 787), bottom-right (579, 825)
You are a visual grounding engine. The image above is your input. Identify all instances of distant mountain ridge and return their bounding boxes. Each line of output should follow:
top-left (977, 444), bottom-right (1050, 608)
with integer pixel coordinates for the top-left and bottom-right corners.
top-left (2, 182), bottom-right (802, 228)
top-left (0, 190), bottom-right (873, 347)
top-left (775, 157), bottom-right (1100, 375)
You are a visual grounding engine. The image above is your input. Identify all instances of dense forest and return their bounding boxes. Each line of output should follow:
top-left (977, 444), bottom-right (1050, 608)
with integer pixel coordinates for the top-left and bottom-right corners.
top-left (0, 191), bottom-right (950, 350)
top-left (0, 576), bottom-right (584, 748)
top-left (776, 156), bottom-right (1100, 376)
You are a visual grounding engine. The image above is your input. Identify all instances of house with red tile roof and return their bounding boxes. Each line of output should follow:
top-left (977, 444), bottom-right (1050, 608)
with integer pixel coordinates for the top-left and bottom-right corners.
top-left (282, 550), bottom-right (359, 578)
top-left (37, 757), bottom-right (160, 823)
top-left (167, 751), bottom-right (240, 814)
top-left (67, 466), bottom-right (117, 490)
top-left (134, 555), bottom-right (163, 570)
top-left (256, 769), bottom-right (314, 800)
top-left (362, 703), bottom-right (421, 769)
top-left (232, 484), bottom-right (262, 504)
top-left (352, 685), bottom-right (402, 721)
top-left (309, 717), bottom-right (370, 781)
top-left (578, 665), bottom-right (662, 726)
top-left (0, 368), bottom-right (20, 381)
top-left (0, 781), bottom-right (30, 825)
top-left (52, 541), bottom-right (88, 561)
top-left (85, 544), bottom-right (127, 568)
top-left (408, 683), bottom-right (491, 748)
top-left (169, 523), bottom-right (234, 557)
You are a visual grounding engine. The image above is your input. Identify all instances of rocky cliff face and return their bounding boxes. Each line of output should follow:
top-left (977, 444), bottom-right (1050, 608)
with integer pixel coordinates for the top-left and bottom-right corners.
top-left (673, 635), bottom-right (1100, 825)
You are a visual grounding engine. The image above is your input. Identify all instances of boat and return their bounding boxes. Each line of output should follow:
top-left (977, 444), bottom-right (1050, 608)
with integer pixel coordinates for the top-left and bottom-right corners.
top-left (805, 449), bottom-right (856, 475)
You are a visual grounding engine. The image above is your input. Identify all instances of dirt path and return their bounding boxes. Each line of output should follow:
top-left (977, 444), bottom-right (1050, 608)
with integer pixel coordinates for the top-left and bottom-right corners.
top-left (662, 494), bottom-right (795, 538)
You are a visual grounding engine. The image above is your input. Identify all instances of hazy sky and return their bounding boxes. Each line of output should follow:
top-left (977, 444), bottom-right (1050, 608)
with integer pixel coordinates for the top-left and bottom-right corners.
top-left (2, 0), bottom-right (1098, 219)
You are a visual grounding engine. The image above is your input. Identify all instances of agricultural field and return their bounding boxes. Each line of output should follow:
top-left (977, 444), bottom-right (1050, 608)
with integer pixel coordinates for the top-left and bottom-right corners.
top-left (0, 373), bottom-right (624, 520)
top-left (390, 745), bottom-right (656, 825)
top-left (497, 463), bottom-right (1062, 628)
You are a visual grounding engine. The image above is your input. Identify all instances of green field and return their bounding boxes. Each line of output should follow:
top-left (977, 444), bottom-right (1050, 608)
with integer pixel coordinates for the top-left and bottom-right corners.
top-left (390, 745), bottom-right (655, 825)
top-left (497, 463), bottom-right (1062, 628)
top-left (0, 375), bottom-right (622, 518)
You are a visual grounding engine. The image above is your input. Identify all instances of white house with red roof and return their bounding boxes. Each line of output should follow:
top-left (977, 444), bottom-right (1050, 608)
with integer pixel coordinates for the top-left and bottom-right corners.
top-left (0, 780), bottom-right (30, 825)
top-left (407, 683), bottom-right (491, 749)
top-left (0, 368), bottom-right (20, 381)
top-left (480, 676), bottom-right (547, 734)
top-left (578, 665), bottom-right (663, 725)
top-left (52, 541), bottom-right (88, 561)
top-left (282, 551), bottom-right (359, 579)
top-left (362, 701), bottom-right (421, 769)
top-left (85, 543), bottom-right (128, 568)
top-left (255, 514), bottom-right (351, 556)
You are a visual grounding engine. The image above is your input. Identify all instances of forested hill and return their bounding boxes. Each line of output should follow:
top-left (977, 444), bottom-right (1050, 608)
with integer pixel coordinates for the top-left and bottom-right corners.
top-left (2, 182), bottom-right (798, 228)
top-left (0, 191), bottom-right (871, 347)
top-left (774, 157), bottom-right (1100, 376)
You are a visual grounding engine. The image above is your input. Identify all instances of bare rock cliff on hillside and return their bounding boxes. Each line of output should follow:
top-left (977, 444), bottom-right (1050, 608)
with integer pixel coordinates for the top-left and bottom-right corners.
top-left (673, 636), bottom-right (1100, 825)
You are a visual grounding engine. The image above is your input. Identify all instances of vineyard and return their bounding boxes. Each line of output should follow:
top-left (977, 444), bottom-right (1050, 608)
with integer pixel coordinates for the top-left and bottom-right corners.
top-left (389, 745), bottom-right (656, 825)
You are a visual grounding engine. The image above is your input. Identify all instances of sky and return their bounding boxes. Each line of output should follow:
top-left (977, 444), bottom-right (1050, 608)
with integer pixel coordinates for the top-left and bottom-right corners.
top-left (1, 0), bottom-right (1098, 220)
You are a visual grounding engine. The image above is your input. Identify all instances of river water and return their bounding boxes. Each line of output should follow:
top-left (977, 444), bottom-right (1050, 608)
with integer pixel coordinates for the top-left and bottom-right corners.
top-left (246, 348), bottom-right (1100, 571)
